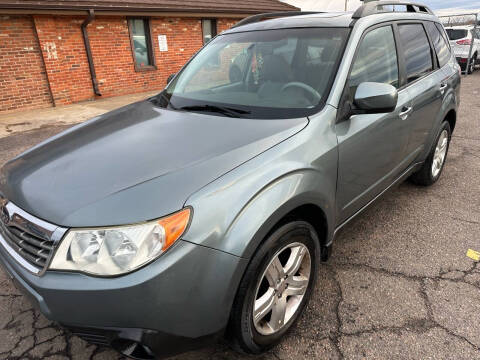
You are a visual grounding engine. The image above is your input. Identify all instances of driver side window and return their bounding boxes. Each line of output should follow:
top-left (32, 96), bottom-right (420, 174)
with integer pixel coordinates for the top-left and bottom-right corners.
top-left (349, 26), bottom-right (399, 98)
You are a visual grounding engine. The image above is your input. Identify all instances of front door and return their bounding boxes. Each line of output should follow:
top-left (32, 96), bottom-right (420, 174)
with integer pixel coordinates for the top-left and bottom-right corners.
top-left (335, 24), bottom-right (412, 224)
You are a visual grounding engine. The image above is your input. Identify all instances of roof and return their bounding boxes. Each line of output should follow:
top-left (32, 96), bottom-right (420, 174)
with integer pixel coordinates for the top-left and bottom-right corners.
top-left (225, 12), bottom-right (354, 33)
top-left (0, 0), bottom-right (299, 14)
top-left (224, 3), bottom-right (440, 34)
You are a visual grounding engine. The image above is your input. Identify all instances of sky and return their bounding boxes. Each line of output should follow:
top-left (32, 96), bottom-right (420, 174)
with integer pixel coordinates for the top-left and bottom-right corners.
top-left (427, 0), bottom-right (480, 10)
top-left (281, 0), bottom-right (480, 14)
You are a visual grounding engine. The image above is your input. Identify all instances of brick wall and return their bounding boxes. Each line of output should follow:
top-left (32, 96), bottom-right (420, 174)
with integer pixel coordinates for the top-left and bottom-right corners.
top-left (0, 14), bottom-right (240, 113)
top-left (88, 16), bottom-right (204, 98)
top-left (34, 15), bottom-right (94, 106)
top-left (217, 18), bottom-right (237, 33)
top-left (0, 15), bottom-right (52, 113)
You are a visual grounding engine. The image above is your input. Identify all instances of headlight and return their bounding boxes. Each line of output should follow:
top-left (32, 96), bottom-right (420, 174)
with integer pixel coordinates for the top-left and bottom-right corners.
top-left (49, 208), bottom-right (191, 276)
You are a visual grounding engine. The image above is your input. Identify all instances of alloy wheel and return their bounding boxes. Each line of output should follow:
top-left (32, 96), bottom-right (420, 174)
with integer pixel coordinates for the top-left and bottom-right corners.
top-left (431, 129), bottom-right (448, 178)
top-left (253, 242), bottom-right (311, 336)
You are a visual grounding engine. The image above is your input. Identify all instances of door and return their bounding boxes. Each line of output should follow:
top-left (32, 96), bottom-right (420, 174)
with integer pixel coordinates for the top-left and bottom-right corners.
top-left (397, 22), bottom-right (446, 158)
top-left (335, 25), bottom-right (413, 224)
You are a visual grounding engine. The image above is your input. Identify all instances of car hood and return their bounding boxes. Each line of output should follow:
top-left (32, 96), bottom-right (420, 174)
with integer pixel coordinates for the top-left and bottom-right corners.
top-left (0, 100), bottom-right (307, 227)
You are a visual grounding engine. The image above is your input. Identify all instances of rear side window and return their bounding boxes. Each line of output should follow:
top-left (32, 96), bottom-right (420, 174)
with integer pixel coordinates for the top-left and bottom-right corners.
top-left (398, 24), bottom-right (433, 83)
top-left (446, 29), bottom-right (468, 40)
top-left (349, 26), bottom-right (399, 96)
top-left (425, 22), bottom-right (451, 67)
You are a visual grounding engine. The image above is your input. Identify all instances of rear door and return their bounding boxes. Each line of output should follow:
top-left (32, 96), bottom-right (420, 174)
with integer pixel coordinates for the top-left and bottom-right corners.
top-left (335, 24), bottom-right (412, 223)
top-left (395, 22), bottom-right (445, 159)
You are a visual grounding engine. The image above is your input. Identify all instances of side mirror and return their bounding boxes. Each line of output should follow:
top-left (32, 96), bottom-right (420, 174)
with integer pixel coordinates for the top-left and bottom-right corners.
top-left (166, 73), bottom-right (176, 85)
top-left (354, 82), bottom-right (398, 113)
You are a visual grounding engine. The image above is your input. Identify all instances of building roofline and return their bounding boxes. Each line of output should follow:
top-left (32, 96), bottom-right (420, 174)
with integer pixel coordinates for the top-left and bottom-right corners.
top-left (0, 0), bottom-right (299, 15)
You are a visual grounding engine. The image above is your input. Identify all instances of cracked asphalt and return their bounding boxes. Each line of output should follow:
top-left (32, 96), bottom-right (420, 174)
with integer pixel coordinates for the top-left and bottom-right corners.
top-left (0, 72), bottom-right (479, 360)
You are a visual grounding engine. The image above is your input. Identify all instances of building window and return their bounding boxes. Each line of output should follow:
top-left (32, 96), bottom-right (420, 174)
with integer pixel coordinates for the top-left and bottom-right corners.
top-left (128, 18), bottom-right (155, 70)
top-left (202, 19), bottom-right (217, 44)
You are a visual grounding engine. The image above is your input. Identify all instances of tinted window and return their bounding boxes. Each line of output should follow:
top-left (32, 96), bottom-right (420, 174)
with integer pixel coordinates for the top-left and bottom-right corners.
top-left (202, 19), bottom-right (217, 45)
top-left (398, 24), bottom-right (433, 83)
top-left (349, 26), bottom-right (399, 96)
top-left (128, 18), bottom-right (154, 68)
top-left (446, 29), bottom-right (468, 40)
top-left (425, 22), bottom-right (451, 67)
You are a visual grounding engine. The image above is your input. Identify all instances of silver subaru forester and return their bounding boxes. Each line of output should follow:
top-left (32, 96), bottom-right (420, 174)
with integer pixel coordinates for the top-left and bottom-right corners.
top-left (0, 1), bottom-right (461, 358)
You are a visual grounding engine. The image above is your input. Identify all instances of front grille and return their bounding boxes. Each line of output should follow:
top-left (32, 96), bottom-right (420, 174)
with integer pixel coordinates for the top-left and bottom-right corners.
top-left (0, 200), bottom-right (65, 275)
top-left (0, 220), bottom-right (55, 271)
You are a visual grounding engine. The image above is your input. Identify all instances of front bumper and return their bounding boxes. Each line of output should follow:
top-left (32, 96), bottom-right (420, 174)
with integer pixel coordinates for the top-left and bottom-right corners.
top-left (0, 238), bottom-right (247, 359)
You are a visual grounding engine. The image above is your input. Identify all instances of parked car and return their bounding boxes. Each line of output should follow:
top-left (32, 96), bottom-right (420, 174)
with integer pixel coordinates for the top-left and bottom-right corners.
top-left (445, 25), bottom-right (480, 73)
top-left (0, 1), bottom-right (461, 359)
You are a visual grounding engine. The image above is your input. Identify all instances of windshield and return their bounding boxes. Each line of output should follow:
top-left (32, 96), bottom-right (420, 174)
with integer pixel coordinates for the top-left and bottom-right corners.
top-left (155, 28), bottom-right (350, 119)
top-left (446, 29), bottom-right (468, 41)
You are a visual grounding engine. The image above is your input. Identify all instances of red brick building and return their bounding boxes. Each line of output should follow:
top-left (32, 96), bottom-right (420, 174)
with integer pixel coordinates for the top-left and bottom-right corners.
top-left (0, 0), bottom-right (297, 113)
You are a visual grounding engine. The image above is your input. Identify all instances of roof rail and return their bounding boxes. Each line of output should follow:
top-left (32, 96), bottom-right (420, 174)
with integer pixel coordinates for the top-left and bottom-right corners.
top-left (353, 1), bottom-right (433, 19)
top-left (232, 11), bottom-right (324, 29)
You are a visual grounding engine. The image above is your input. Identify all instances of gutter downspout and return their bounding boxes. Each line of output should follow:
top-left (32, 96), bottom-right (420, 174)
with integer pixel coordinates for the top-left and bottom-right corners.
top-left (32, 16), bottom-right (56, 107)
top-left (81, 9), bottom-right (101, 96)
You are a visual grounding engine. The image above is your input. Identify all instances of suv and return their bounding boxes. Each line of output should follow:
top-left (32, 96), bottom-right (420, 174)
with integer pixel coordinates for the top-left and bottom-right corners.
top-left (0, 1), bottom-right (461, 359)
top-left (445, 25), bottom-right (480, 73)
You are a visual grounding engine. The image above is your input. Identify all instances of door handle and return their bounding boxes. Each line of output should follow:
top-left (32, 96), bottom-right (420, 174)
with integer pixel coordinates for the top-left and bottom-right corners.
top-left (399, 106), bottom-right (413, 120)
top-left (440, 83), bottom-right (448, 95)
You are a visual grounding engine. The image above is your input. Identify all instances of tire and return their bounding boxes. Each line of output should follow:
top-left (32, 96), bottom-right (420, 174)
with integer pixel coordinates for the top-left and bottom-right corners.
top-left (228, 221), bottom-right (320, 354)
top-left (467, 57), bottom-right (475, 74)
top-left (410, 121), bottom-right (451, 186)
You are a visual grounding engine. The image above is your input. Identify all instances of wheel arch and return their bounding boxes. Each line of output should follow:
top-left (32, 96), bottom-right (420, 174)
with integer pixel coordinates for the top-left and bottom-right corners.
top-left (239, 195), bottom-right (331, 262)
top-left (444, 108), bottom-right (456, 134)
top-left (260, 203), bottom-right (329, 255)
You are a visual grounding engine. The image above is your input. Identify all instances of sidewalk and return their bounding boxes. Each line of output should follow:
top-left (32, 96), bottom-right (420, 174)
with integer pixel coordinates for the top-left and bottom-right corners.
top-left (0, 90), bottom-right (158, 138)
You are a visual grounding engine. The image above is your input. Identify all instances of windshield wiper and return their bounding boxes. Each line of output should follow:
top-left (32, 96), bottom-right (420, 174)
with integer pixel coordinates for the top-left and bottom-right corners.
top-left (179, 105), bottom-right (251, 118)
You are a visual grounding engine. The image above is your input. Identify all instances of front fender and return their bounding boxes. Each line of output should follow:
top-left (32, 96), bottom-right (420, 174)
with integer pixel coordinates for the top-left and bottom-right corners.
top-left (227, 170), bottom-right (334, 259)
top-left (185, 169), bottom-right (335, 259)
top-left (182, 126), bottom-right (337, 259)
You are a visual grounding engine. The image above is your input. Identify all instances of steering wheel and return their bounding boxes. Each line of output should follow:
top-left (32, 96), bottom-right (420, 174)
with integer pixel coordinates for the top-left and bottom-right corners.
top-left (281, 82), bottom-right (321, 103)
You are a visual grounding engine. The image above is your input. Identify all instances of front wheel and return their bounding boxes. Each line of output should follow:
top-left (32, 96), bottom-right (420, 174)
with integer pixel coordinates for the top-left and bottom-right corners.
top-left (410, 121), bottom-right (451, 186)
top-left (228, 221), bottom-right (320, 354)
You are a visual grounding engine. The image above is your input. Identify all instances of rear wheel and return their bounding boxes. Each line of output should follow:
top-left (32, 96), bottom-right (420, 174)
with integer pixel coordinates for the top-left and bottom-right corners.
top-left (228, 221), bottom-right (319, 354)
top-left (467, 57), bottom-right (475, 74)
top-left (410, 121), bottom-right (451, 186)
